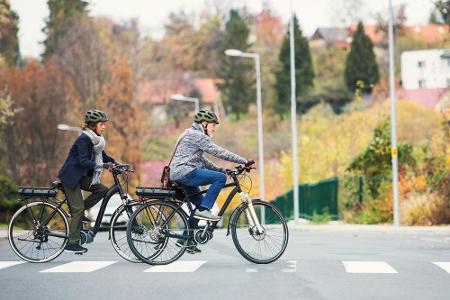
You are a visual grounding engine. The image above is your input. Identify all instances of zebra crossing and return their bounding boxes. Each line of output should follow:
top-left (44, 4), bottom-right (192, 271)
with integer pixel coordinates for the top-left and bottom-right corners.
top-left (0, 260), bottom-right (449, 274)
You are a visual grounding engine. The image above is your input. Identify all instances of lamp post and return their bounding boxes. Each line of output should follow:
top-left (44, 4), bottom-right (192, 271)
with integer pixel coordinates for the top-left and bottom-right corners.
top-left (289, 0), bottom-right (299, 222)
top-left (171, 94), bottom-right (200, 113)
top-left (388, 0), bottom-right (400, 226)
top-left (225, 49), bottom-right (265, 224)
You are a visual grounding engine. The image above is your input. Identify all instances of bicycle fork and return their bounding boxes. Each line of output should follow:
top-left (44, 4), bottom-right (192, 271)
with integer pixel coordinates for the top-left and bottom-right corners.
top-left (239, 192), bottom-right (264, 234)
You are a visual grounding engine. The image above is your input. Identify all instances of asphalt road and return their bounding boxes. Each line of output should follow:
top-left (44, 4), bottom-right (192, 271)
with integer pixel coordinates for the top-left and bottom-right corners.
top-left (1, 225), bottom-right (449, 300)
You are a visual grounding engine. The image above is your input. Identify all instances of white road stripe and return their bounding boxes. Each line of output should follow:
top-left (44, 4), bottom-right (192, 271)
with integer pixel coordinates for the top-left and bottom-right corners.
top-left (41, 261), bottom-right (117, 273)
top-left (281, 260), bottom-right (297, 272)
top-left (0, 261), bottom-right (25, 270)
top-left (343, 261), bottom-right (398, 274)
top-left (145, 261), bottom-right (206, 273)
top-left (246, 268), bottom-right (258, 273)
top-left (433, 262), bottom-right (450, 273)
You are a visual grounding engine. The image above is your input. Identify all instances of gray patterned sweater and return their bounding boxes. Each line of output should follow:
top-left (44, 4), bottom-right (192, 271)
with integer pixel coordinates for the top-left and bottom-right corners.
top-left (169, 123), bottom-right (248, 181)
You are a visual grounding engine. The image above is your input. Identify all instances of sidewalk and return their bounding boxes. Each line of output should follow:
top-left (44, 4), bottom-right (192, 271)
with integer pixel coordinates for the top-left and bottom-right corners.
top-left (288, 220), bottom-right (450, 233)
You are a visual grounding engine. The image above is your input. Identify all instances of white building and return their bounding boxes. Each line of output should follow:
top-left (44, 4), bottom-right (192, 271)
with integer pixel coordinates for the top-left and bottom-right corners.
top-left (401, 49), bottom-right (450, 89)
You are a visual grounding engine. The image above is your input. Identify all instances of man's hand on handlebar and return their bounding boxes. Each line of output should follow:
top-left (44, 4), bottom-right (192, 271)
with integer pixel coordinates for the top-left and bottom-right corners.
top-left (245, 159), bottom-right (255, 167)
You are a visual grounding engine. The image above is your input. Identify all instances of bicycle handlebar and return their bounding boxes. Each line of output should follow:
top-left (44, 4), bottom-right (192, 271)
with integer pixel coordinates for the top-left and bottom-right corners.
top-left (226, 164), bottom-right (255, 176)
top-left (111, 163), bottom-right (133, 174)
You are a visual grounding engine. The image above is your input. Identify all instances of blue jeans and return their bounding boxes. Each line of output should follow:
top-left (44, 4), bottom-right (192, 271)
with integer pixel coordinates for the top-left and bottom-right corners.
top-left (174, 169), bottom-right (227, 210)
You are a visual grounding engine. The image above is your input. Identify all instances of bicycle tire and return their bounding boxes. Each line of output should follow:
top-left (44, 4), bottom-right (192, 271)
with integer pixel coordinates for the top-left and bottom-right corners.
top-left (8, 201), bottom-right (69, 263)
top-left (127, 200), bottom-right (189, 265)
top-left (230, 200), bottom-right (288, 264)
top-left (110, 202), bottom-right (142, 263)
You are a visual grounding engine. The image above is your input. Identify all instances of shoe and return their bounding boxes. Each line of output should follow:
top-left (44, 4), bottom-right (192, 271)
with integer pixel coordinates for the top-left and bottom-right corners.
top-left (193, 209), bottom-right (220, 222)
top-left (82, 215), bottom-right (92, 223)
top-left (65, 242), bottom-right (88, 254)
top-left (176, 239), bottom-right (201, 254)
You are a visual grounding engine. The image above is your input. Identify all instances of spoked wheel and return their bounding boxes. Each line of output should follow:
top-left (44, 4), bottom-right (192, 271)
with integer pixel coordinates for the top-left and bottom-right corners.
top-left (127, 200), bottom-right (189, 265)
top-left (231, 200), bottom-right (288, 264)
top-left (110, 202), bottom-right (143, 263)
top-left (8, 201), bottom-right (69, 263)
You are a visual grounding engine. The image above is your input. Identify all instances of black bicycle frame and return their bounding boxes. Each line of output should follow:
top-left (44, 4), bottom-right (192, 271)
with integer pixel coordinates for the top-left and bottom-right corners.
top-left (159, 173), bottom-right (244, 236)
top-left (23, 170), bottom-right (130, 238)
top-left (90, 172), bottom-right (129, 235)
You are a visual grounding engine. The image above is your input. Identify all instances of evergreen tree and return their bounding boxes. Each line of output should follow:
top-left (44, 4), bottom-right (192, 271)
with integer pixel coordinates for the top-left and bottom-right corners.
top-left (434, 0), bottom-right (450, 24)
top-left (273, 15), bottom-right (314, 118)
top-left (215, 9), bottom-right (254, 120)
top-left (42, 0), bottom-right (88, 58)
top-left (345, 22), bottom-right (380, 94)
top-left (0, 0), bottom-right (20, 65)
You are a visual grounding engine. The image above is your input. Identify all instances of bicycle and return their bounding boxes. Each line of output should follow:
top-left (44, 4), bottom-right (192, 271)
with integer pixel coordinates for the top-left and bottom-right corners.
top-left (8, 164), bottom-right (143, 263)
top-left (126, 164), bottom-right (289, 265)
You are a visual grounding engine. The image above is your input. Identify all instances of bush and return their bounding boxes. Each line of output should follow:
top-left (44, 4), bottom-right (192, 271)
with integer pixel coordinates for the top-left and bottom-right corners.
top-left (401, 193), bottom-right (450, 226)
top-left (311, 209), bottom-right (332, 224)
top-left (0, 175), bottom-right (19, 223)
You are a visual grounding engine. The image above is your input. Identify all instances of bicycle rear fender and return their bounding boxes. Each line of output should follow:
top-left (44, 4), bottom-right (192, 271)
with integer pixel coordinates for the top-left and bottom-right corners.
top-left (226, 198), bottom-right (263, 236)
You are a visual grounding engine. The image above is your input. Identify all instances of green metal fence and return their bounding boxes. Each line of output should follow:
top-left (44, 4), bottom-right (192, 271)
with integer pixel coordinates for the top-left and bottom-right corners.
top-left (267, 177), bottom-right (340, 222)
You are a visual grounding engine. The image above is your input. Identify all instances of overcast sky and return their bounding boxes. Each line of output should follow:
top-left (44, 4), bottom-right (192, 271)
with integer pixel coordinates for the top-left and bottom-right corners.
top-left (9, 0), bottom-right (435, 58)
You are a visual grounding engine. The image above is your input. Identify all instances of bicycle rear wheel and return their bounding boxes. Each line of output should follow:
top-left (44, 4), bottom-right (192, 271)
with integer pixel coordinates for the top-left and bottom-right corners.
top-left (231, 200), bottom-right (288, 264)
top-left (127, 200), bottom-right (189, 265)
top-left (8, 201), bottom-right (69, 263)
top-left (110, 202), bottom-right (142, 263)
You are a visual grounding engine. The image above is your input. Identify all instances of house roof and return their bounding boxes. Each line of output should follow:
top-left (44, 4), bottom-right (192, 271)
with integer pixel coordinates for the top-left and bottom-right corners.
top-left (137, 78), bottom-right (220, 105)
top-left (403, 24), bottom-right (450, 44)
top-left (348, 24), bottom-right (385, 44)
top-left (311, 27), bottom-right (349, 43)
top-left (397, 88), bottom-right (448, 109)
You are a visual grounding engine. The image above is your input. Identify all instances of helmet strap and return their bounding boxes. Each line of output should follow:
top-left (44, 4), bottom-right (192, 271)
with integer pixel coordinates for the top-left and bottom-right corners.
top-left (201, 123), bottom-right (209, 136)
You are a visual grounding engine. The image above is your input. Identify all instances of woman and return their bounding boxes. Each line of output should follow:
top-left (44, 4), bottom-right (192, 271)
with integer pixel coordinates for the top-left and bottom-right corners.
top-left (58, 109), bottom-right (116, 254)
top-left (170, 109), bottom-right (254, 253)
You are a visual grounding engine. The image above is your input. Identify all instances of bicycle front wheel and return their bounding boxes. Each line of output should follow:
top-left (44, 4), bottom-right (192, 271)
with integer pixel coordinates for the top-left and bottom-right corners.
top-left (127, 200), bottom-right (189, 265)
top-left (110, 202), bottom-right (142, 263)
top-left (231, 200), bottom-right (288, 264)
top-left (8, 201), bottom-right (69, 263)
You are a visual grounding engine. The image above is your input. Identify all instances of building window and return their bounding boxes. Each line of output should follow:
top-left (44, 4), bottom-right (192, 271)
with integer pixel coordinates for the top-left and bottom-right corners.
top-left (418, 61), bottom-right (425, 68)
top-left (418, 80), bottom-right (426, 88)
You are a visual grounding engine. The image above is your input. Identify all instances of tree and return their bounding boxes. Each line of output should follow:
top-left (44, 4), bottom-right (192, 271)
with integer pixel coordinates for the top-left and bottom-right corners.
top-left (0, 0), bottom-right (20, 65)
top-left (312, 47), bottom-right (351, 106)
top-left (330, 0), bottom-right (364, 26)
top-left (345, 22), bottom-right (380, 94)
top-left (97, 56), bottom-right (142, 185)
top-left (347, 119), bottom-right (415, 198)
top-left (216, 9), bottom-right (255, 119)
top-left (0, 59), bottom-right (80, 184)
top-left (273, 15), bottom-right (314, 118)
top-left (434, 0), bottom-right (450, 24)
top-left (251, 6), bottom-right (284, 115)
top-left (42, 0), bottom-right (88, 58)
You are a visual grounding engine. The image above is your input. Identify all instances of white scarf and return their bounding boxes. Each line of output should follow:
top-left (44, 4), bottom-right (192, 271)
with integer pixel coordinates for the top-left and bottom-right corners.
top-left (83, 128), bottom-right (106, 186)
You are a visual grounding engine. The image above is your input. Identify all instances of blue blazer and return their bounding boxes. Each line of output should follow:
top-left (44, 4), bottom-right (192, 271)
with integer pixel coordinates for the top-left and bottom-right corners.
top-left (58, 133), bottom-right (115, 189)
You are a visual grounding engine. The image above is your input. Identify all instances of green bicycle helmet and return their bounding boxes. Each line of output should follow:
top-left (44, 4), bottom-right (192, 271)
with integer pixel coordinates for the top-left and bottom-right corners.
top-left (194, 109), bottom-right (219, 124)
top-left (84, 109), bottom-right (108, 123)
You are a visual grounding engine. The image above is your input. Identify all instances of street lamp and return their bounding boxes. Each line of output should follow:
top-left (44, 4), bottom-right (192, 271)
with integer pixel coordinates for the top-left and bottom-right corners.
top-left (57, 123), bottom-right (82, 134)
top-left (225, 48), bottom-right (265, 224)
top-left (388, 0), bottom-right (400, 226)
top-left (290, 0), bottom-right (300, 222)
top-left (171, 94), bottom-right (200, 113)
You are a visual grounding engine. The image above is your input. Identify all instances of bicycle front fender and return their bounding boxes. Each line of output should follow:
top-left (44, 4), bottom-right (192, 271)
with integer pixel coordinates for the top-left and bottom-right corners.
top-left (226, 199), bottom-right (264, 236)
